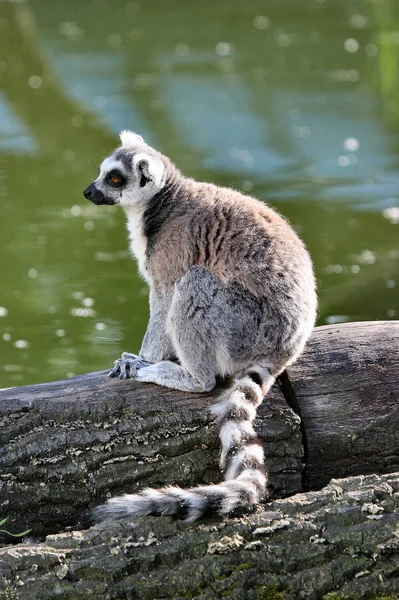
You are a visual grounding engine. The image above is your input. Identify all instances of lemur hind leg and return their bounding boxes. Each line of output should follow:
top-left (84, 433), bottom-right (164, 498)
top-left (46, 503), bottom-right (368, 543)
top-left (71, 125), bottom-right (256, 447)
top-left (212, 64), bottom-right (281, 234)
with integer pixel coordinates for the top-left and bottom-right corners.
top-left (135, 265), bottom-right (281, 393)
top-left (135, 267), bottom-right (222, 392)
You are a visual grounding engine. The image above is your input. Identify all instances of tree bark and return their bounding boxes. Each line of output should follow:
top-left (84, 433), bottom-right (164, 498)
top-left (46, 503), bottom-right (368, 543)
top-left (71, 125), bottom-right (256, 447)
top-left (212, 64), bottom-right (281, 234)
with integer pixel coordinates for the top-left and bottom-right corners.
top-left (0, 321), bottom-right (399, 598)
top-left (0, 369), bottom-right (302, 538)
top-left (1, 472), bottom-right (399, 599)
top-left (288, 320), bottom-right (399, 490)
top-left (1, 321), bottom-right (398, 539)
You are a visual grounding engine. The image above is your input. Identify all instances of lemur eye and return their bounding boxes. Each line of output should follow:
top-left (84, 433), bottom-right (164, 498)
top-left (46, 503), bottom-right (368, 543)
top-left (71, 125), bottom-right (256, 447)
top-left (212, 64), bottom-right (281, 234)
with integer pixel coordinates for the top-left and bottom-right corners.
top-left (107, 171), bottom-right (125, 187)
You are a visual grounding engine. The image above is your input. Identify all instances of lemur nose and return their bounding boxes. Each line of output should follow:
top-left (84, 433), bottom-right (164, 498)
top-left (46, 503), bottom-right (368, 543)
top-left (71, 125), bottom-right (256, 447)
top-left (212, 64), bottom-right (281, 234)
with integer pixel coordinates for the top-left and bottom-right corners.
top-left (83, 185), bottom-right (94, 199)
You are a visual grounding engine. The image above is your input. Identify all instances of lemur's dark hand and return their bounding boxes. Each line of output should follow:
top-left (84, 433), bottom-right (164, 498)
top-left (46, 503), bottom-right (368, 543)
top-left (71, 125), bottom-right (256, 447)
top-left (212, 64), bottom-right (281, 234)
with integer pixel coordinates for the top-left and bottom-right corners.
top-left (109, 352), bottom-right (151, 379)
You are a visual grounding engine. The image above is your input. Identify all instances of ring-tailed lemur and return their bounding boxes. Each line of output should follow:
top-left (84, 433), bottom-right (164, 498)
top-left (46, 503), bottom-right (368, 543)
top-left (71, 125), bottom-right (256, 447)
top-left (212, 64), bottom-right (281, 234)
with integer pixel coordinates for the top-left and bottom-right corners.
top-left (83, 131), bottom-right (317, 522)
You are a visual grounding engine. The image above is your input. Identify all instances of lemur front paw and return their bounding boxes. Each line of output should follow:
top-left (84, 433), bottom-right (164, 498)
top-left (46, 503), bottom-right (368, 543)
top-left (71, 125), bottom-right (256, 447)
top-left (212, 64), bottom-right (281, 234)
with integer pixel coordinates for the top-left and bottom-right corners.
top-left (109, 352), bottom-right (151, 379)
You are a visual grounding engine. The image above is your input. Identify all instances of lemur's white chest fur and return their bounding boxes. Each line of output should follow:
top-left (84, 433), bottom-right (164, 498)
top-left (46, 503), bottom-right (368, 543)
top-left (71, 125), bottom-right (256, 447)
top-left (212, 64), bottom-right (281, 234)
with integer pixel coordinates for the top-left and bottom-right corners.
top-left (125, 206), bottom-right (151, 284)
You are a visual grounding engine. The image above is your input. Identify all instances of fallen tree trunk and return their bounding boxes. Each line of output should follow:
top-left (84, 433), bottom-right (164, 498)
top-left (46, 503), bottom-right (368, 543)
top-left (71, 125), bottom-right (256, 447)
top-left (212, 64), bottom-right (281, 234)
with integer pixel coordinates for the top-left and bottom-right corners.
top-left (1, 472), bottom-right (399, 599)
top-left (0, 321), bottom-right (398, 540)
top-left (1, 321), bottom-right (399, 599)
top-left (288, 320), bottom-right (399, 490)
top-left (0, 373), bottom-right (302, 538)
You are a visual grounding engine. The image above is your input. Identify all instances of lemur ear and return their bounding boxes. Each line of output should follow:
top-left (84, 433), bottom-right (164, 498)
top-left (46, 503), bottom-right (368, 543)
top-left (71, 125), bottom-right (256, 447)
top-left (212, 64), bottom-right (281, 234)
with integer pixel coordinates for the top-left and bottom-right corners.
top-left (133, 153), bottom-right (164, 188)
top-left (119, 130), bottom-right (144, 146)
top-left (136, 159), bottom-right (151, 187)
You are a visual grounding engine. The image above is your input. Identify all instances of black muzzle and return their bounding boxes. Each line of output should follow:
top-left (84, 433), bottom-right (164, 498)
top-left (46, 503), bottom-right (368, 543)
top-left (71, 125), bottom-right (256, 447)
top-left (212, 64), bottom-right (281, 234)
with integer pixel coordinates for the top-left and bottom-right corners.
top-left (83, 183), bottom-right (115, 205)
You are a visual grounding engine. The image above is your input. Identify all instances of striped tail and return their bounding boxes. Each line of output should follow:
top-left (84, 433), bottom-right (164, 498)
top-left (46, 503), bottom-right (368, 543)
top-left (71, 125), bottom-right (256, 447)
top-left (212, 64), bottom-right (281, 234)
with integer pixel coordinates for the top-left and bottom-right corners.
top-left (91, 370), bottom-right (274, 523)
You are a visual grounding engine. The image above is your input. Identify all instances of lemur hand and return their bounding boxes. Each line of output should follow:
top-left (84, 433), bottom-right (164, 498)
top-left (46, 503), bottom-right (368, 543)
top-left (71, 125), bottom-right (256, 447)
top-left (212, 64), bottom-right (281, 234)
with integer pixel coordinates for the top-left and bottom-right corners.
top-left (109, 352), bottom-right (152, 379)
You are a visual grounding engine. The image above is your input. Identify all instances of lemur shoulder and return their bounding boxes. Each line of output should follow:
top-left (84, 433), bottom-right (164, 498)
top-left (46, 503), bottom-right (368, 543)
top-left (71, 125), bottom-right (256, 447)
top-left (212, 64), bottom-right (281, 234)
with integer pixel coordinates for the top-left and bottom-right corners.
top-left (84, 130), bottom-right (317, 522)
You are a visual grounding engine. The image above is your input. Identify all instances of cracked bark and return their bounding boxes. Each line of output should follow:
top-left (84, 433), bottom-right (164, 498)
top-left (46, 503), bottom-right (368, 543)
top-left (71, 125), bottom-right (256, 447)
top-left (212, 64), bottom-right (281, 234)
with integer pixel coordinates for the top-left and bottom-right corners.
top-left (287, 321), bottom-right (399, 491)
top-left (1, 473), bottom-right (399, 599)
top-left (1, 321), bottom-right (398, 599)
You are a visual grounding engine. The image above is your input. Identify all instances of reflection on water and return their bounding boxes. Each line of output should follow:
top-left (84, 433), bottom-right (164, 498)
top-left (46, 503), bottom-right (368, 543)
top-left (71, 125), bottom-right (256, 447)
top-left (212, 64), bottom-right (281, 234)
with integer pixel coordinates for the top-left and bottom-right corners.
top-left (0, 0), bottom-right (398, 386)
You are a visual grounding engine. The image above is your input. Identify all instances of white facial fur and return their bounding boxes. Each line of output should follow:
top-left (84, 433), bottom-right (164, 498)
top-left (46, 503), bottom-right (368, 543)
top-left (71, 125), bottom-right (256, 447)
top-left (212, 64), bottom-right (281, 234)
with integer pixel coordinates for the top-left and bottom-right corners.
top-left (96, 156), bottom-right (127, 182)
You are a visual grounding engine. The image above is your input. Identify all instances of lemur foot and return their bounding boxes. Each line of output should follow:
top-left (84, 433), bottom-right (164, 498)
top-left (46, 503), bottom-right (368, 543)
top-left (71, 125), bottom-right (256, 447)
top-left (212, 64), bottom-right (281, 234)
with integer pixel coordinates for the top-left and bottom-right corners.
top-left (109, 352), bottom-right (151, 379)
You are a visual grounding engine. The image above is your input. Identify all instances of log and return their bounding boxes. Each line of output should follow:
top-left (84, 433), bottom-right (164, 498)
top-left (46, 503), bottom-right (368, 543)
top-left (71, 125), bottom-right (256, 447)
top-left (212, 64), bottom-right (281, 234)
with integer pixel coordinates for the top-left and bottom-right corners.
top-left (1, 321), bottom-right (398, 540)
top-left (1, 321), bottom-right (399, 599)
top-left (0, 375), bottom-right (302, 538)
top-left (1, 472), bottom-right (399, 599)
top-left (288, 320), bottom-right (399, 490)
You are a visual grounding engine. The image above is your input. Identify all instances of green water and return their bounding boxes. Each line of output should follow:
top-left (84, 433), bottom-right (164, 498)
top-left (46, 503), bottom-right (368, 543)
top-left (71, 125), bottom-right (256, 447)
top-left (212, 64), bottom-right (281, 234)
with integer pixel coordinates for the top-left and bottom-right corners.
top-left (0, 0), bottom-right (398, 387)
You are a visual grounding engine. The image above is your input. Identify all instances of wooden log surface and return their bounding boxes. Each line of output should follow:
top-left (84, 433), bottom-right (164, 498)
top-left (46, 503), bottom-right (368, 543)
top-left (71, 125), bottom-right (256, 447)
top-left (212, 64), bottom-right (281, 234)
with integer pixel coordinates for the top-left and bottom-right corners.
top-left (0, 371), bottom-right (301, 538)
top-left (1, 472), bottom-right (399, 599)
top-left (0, 321), bottom-right (398, 540)
top-left (288, 320), bottom-right (399, 490)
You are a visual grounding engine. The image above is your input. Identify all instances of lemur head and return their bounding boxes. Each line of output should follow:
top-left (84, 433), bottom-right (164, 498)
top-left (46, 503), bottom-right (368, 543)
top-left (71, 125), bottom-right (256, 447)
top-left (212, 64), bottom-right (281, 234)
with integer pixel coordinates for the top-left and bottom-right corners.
top-left (83, 131), bottom-right (166, 209)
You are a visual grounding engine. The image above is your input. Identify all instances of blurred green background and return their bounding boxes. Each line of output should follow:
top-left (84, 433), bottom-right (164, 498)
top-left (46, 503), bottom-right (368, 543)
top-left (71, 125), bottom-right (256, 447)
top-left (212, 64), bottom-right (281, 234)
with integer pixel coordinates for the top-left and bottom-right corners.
top-left (0, 0), bottom-right (398, 387)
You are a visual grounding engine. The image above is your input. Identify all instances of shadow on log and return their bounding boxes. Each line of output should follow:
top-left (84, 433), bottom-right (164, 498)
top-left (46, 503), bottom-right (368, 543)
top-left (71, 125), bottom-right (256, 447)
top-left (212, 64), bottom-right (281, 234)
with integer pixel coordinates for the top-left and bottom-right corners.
top-left (0, 322), bottom-right (399, 599)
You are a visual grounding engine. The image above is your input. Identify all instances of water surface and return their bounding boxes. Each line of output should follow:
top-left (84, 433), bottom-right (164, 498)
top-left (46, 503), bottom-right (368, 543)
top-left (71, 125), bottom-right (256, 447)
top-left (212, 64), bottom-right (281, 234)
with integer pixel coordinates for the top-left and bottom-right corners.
top-left (0, 0), bottom-right (398, 386)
